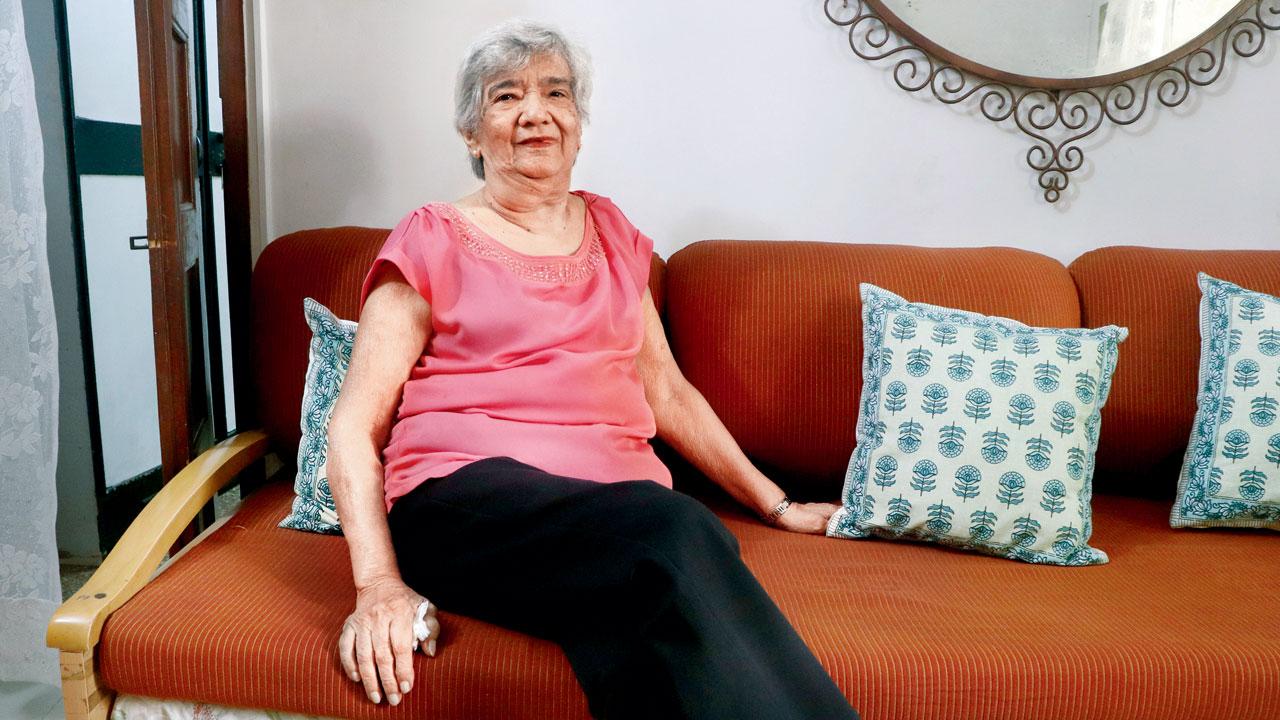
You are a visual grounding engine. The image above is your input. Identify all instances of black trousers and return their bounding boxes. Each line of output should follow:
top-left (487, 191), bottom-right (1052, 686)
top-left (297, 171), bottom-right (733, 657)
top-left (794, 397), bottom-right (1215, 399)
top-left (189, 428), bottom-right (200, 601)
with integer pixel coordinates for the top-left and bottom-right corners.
top-left (386, 456), bottom-right (859, 720)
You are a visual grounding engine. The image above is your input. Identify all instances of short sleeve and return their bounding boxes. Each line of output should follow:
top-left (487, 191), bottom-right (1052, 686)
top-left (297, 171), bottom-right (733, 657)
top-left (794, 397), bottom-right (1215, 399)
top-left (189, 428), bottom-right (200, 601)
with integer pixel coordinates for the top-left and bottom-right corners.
top-left (631, 227), bottom-right (655, 295)
top-left (584, 192), bottom-right (654, 297)
top-left (359, 208), bottom-right (436, 312)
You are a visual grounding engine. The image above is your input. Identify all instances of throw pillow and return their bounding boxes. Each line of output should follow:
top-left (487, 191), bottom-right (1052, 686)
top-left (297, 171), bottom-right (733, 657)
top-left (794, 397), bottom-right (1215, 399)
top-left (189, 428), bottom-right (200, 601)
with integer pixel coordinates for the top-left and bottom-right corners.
top-left (278, 298), bottom-right (355, 534)
top-left (1172, 274), bottom-right (1280, 530)
top-left (827, 283), bottom-right (1128, 565)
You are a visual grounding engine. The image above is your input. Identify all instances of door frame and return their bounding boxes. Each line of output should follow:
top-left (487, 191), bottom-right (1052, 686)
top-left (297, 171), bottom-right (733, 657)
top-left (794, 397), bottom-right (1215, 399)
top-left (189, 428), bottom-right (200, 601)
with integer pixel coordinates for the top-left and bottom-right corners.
top-left (134, 0), bottom-right (199, 487)
top-left (216, 0), bottom-right (255, 435)
top-left (53, 0), bottom-right (254, 554)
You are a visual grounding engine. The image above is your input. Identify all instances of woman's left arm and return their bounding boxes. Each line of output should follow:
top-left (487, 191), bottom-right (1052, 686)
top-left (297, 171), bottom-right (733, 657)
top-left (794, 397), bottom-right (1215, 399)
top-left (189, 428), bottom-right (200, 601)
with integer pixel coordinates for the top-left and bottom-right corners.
top-left (635, 289), bottom-right (839, 534)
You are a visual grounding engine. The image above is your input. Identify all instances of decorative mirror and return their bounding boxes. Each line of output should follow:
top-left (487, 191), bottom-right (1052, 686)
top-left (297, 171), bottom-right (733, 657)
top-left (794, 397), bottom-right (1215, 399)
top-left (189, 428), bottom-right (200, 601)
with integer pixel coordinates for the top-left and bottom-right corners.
top-left (825, 0), bottom-right (1279, 202)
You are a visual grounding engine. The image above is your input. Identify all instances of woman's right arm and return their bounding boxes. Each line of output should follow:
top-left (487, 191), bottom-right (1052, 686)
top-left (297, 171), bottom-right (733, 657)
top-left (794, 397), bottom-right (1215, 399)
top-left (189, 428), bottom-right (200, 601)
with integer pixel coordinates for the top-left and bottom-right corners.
top-left (327, 266), bottom-right (434, 707)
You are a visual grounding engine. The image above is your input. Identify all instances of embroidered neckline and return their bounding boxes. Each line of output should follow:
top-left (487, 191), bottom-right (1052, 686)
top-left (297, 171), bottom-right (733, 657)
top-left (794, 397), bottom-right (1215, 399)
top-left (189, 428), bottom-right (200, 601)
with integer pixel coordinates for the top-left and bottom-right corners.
top-left (433, 197), bottom-right (604, 285)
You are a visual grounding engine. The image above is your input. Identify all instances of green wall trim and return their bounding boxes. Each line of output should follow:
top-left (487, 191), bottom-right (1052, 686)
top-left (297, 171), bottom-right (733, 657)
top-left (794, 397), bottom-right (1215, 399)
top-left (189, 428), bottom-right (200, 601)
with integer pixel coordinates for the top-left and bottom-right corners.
top-left (72, 117), bottom-right (223, 177)
top-left (72, 118), bottom-right (141, 175)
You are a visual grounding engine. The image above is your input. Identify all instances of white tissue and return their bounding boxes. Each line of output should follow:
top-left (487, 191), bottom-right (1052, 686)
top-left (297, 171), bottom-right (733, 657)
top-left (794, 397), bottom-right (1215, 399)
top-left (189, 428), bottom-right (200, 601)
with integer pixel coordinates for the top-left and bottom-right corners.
top-left (412, 600), bottom-right (432, 652)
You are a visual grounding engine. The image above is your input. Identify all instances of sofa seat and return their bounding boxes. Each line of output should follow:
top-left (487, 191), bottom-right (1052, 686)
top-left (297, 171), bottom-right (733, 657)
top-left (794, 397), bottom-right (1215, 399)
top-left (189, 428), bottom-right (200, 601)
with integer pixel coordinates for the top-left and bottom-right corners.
top-left (98, 479), bottom-right (1280, 720)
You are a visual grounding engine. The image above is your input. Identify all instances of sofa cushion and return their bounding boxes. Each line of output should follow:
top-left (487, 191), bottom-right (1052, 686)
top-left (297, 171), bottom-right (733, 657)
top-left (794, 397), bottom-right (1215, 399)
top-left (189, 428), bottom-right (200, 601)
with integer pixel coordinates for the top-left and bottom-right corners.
top-left (252, 228), bottom-right (668, 461)
top-left (829, 283), bottom-right (1125, 565)
top-left (99, 481), bottom-right (591, 720)
top-left (1068, 247), bottom-right (1280, 497)
top-left (664, 241), bottom-right (1081, 499)
top-left (99, 478), bottom-right (1280, 719)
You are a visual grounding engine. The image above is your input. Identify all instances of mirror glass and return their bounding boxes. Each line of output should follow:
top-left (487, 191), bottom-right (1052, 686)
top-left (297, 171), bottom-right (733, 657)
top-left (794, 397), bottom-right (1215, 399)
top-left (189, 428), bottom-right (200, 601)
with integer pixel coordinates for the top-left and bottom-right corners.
top-left (874, 0), bottom-right (1245, 81)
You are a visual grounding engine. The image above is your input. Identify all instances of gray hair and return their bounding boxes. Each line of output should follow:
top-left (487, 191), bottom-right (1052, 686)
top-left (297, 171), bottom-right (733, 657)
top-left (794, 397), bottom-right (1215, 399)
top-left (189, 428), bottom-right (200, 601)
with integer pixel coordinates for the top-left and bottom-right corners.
top-left (454, 19), bottom-right (592, 179)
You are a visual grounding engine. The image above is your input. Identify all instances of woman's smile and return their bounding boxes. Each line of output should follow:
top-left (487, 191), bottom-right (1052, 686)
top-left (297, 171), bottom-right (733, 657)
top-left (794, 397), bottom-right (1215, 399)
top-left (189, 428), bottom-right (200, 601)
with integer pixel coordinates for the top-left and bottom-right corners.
top-left (517, 136), bottom-right (557, 147)
top-left (463, 52), bottom-right (583, 183)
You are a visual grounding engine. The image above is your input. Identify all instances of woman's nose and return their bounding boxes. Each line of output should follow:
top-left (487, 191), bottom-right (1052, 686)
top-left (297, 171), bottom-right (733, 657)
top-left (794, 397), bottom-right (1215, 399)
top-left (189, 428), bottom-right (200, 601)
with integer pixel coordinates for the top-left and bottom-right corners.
top-left (518, 94), bottom-right (551, 124)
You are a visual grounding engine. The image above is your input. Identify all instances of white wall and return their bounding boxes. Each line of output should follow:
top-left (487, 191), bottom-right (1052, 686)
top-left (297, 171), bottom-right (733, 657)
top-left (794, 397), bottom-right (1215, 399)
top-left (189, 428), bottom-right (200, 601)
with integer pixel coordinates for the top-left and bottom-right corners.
top-left (66, 0), bottom-right (236, 480)
top-left (65, 0), bottom-right (161, 485)
top-left (66, 0), bottom-right (141, 125)
top-left (254, 0), bottom-right (1280, 266)
top-left (77, 175), bottom-right (159, 482)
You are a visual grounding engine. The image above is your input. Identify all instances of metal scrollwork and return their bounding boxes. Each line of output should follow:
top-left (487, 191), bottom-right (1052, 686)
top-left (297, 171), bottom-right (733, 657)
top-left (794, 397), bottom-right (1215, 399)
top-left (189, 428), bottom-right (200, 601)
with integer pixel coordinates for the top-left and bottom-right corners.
top-left (825, 0), bottom-right (1280, 203)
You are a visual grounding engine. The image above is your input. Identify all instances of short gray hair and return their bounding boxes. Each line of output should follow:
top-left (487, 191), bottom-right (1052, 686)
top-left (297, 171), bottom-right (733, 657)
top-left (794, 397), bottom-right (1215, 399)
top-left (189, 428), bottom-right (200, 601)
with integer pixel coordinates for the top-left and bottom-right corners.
top-left (454, 20), bottom-right (592, 179)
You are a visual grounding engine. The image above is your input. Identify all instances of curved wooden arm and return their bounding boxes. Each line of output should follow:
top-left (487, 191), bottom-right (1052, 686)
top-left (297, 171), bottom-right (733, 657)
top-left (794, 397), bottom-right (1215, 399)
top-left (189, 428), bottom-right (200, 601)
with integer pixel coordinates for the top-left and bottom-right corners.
top-left (47, 430), bottom-right (271, 652)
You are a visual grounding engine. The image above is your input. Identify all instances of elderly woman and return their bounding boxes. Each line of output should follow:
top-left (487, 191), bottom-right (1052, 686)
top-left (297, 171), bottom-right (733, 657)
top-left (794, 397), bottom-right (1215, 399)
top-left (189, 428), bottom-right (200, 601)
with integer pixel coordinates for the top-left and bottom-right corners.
top-left (327, 19), bottom-right (860, 720)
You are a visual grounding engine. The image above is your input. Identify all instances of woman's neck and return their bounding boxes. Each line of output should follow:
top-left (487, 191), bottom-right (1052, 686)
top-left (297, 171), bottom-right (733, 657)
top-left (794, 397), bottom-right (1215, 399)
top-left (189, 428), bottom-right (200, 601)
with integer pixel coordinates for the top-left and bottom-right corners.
top-left (478, 174), bottom-right (574, 235)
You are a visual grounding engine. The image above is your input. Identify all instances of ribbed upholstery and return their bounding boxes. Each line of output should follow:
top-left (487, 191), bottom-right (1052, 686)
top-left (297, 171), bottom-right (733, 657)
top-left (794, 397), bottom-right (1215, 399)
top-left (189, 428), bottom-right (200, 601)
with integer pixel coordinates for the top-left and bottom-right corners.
top-left (98, 479), bottom-right (1280, 720)
top-left (251, 228), bottom-right (386, 459)
top-left (98, 481), bottom-right (590, 720)
top-left (730, 489), bottom-right (1280, 720)
top-left (251, 227), bottom-right (667, 461)
top-left (1069, 247), bottom-right (1280, 497)
top-left (664, 241), bottom-right (1081, 498)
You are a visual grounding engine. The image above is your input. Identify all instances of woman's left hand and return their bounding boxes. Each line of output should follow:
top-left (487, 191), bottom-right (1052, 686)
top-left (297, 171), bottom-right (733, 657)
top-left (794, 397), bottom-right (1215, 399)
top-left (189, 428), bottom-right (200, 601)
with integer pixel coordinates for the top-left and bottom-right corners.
top-left (772, 502), bottom-right (841, 535)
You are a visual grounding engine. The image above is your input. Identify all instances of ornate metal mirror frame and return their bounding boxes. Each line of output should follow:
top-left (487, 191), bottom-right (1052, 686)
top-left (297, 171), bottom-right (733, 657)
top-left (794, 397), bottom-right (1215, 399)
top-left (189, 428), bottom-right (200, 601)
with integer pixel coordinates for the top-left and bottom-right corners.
top-left (824, 0), bottom-right (1280, 202)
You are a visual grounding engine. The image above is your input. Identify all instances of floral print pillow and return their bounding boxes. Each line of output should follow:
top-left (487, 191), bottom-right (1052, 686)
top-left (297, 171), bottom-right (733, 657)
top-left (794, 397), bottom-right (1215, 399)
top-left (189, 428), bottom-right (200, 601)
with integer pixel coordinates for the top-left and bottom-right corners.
top-left (828, 284), bottom-right (1127, 565)
top-left (278, 299), bottom-right (354, 534)
top-left (1172, 274), bottom-right (1280, 530)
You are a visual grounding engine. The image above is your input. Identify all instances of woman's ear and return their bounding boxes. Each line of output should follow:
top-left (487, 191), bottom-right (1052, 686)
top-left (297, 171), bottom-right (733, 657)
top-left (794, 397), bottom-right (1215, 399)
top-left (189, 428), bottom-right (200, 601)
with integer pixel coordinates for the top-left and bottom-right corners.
top-left (463, 132), bottom-right (480, 158)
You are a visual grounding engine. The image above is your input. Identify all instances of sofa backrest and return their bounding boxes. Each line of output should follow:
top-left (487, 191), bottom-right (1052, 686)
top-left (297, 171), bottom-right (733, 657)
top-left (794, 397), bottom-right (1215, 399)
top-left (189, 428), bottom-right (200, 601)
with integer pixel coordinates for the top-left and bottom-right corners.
top-left (250, 227), bottom-right (668, 461)
top-left (1068, 246), bottom-right (1280, 497)
top-left (251, 227), bottom-right (387, 458)
top-left (662, 240), bottom-right (1080, 500)
top-left (252, 228), bottom-right (1280, 501)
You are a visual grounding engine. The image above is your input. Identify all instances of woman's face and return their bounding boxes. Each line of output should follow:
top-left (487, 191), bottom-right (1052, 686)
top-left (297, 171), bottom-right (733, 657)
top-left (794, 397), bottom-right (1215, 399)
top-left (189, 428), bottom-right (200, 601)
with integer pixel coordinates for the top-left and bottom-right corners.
top-left (466, 53), bottom-right (582, 184)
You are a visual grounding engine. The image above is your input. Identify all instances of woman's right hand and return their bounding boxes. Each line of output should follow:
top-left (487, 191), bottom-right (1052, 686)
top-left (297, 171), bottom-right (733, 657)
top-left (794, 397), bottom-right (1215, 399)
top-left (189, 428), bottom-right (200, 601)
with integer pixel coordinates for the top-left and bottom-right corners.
top-left (338, 576), bottom-right (440, 706)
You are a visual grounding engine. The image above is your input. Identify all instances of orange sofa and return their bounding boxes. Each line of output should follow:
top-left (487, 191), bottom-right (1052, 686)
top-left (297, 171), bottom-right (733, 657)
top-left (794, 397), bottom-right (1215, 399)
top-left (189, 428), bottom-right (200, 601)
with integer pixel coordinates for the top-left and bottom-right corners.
top-left (48, 232), bottom-right (1280, 720)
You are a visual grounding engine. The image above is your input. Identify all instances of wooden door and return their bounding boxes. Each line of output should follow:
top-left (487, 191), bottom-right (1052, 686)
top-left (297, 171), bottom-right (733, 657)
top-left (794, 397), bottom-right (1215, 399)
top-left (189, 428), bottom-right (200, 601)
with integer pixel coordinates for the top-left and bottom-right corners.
top-left (134, 0), bottom-right (211, 500)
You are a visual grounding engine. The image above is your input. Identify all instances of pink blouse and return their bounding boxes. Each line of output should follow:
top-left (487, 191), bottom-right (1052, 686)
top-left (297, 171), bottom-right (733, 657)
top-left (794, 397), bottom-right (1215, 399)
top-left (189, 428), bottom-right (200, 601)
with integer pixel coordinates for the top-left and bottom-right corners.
top-left (359, 190), bottom-right (673, 512)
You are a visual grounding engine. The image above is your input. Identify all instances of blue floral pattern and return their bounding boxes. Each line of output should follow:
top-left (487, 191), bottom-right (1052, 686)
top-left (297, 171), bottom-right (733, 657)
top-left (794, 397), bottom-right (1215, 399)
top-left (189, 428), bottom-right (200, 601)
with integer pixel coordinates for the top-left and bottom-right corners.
top-left (1172, 274), bottom-right (1280, 530)
top-left (278, 299), bottom-right (357, 534)
top-left (828, 284), bottom-right (1127, 565)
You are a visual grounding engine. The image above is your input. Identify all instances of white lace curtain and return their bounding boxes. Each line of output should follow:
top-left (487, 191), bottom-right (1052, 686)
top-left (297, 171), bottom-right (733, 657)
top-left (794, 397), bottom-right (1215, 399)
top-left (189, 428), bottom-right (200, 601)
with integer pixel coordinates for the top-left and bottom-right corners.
top-left (0, 0), bottom-right (62, 687)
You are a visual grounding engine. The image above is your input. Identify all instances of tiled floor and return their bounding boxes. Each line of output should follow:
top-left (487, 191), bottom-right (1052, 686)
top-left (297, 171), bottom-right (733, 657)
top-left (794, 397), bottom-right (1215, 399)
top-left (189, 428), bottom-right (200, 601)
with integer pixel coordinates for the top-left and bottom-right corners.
top-left (0, 681), bottom-right (64, 720)
top-left (59, 563), bottom-right (98, 602)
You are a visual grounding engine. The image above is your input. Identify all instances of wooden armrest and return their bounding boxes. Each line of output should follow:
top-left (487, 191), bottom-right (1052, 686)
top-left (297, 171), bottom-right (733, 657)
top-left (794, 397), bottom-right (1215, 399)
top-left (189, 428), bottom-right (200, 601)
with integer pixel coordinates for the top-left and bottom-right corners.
top-left (46, 430), bottom-right (271, 653)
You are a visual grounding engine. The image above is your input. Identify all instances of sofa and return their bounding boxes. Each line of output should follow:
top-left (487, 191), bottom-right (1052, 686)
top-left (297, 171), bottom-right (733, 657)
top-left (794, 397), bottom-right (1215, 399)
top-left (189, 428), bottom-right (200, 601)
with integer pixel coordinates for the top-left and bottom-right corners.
top-left (46, 230), bottom-right (1280, 720)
